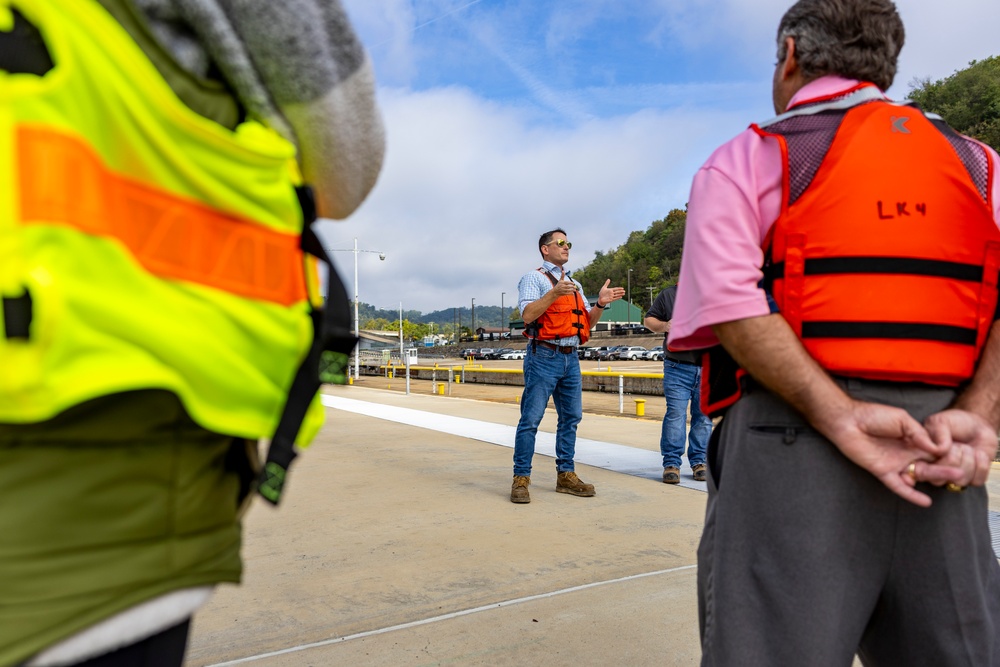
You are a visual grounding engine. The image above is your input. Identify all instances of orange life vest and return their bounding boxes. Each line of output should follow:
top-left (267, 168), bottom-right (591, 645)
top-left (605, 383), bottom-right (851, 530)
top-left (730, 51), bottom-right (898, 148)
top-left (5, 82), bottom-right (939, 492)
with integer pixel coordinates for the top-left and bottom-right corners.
top-left (702, 85), bottom-right (999, 416)
top-left (526, 269), bottom-right (591, 345)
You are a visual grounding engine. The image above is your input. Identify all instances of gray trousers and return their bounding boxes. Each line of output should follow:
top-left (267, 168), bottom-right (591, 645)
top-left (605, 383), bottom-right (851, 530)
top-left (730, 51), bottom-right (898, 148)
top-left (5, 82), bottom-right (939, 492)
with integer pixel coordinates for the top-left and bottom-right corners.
top-left (698, 378), bottom-right (1000, 666)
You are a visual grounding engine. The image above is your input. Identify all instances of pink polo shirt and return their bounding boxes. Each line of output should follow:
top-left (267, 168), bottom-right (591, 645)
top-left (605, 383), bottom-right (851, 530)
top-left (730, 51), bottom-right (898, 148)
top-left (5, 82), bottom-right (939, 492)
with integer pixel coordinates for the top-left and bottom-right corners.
top-left (668, 76), bottom-right (1000, 351)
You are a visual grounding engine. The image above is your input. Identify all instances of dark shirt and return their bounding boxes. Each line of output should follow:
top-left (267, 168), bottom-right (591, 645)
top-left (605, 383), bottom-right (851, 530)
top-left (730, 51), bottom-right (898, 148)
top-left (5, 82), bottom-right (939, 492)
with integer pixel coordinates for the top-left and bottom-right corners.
top-left (647, 286), bottom-right (701, 364)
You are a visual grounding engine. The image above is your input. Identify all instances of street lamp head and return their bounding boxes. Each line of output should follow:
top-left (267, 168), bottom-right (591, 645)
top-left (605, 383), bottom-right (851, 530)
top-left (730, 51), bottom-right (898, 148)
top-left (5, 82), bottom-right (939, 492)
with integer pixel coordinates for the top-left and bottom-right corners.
top-left (378, 253), bottom-right (386, 261)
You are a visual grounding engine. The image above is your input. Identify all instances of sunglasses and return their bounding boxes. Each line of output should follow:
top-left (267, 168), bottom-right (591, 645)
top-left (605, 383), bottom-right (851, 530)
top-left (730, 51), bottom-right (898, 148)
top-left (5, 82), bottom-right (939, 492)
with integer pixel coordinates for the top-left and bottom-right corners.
top-left (546, 239), bottom-right (572, 249)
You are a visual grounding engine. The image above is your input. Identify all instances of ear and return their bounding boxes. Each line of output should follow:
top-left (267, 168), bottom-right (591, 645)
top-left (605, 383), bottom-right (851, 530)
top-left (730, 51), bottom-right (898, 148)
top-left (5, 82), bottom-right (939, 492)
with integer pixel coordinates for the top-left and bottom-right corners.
top-left (779, 36), bottom-right (799, 82)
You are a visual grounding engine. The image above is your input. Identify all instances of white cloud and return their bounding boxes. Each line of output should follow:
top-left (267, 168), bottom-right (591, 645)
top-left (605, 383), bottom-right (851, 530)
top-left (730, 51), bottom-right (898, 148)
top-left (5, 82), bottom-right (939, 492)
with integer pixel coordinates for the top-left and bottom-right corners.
top-left (319, 86), bottom-right (746, 312)
top-left (329, 0), bottom-right (1000, 317)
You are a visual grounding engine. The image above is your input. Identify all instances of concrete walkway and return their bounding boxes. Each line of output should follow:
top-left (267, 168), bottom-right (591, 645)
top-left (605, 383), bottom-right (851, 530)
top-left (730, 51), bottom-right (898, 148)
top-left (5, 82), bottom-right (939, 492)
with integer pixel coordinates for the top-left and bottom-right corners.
top-left (187, 385), bottom-right (706, 666)
top-left (186, 384), bottom-right (1000, 666)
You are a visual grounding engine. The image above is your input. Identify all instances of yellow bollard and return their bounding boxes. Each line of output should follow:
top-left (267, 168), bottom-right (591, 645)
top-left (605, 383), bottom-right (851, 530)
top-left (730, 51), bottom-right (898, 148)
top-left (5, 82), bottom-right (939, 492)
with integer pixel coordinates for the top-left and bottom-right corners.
top-left (388, 370), bottom-right (393, 379)
top-left (348, 376), bottom-right (354, 385)
top-left (634, 398), bottom-right (646, 416)
top-left (437, 383), bottom-right (445, 395)
top-left (455, 374), bottom-right (461, 384)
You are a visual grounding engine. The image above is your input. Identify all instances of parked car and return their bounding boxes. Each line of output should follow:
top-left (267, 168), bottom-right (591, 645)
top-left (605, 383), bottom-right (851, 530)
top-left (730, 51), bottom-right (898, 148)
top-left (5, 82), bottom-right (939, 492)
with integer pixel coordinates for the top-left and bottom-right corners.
top-left (613, 345), bottom-right (648, 360)
top-left (598, 346), bottom-right (624, 361)
top-left (486, 348), bottom-right (513, 359)
top-left (472, 348), bottom-right (495, 360)
top-left (613, 323), bottom-right (652, 336)
top-left (459, 348), bottom-right (478, 359)
top-left (645, 346), bottom-right (664, 361)
top-left (500, 349), bottom-right (525, 360)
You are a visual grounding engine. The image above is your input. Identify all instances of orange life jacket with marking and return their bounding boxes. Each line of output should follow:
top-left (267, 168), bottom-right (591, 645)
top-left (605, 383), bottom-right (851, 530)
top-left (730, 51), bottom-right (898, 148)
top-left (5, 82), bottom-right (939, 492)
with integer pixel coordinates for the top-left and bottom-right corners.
top-left (701, 84), bottom-right (999, 416)
top-left (526, 268), bottom-right (591, 345)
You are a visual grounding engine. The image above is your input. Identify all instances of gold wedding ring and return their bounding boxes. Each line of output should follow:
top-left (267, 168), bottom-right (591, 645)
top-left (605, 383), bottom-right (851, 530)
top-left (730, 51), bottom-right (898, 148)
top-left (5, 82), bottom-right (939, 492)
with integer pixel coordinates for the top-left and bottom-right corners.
top-left (946, 482), bottom-right (965, 493)
top-left (906, 462), bottom-right (917, 481)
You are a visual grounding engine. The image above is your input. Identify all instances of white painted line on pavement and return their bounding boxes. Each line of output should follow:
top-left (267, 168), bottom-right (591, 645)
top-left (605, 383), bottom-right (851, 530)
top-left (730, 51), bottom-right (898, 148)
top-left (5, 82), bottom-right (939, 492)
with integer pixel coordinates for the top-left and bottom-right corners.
top-left (203, 564), bottom-right (698, 666)
top-left (321, 394), bottom-right (707, 490)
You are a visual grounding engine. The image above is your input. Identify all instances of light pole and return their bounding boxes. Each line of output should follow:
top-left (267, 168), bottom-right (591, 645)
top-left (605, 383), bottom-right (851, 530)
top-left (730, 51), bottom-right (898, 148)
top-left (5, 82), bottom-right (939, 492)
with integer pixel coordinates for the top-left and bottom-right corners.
top-left (627, 268), bottom-right (633, 326)
top-left (327, 237), bottom-right (385, 381)
top-left (501, 291), bottom-right (506, 337)
top-left (471, 298), bottom-right (476, 341)
top-left (647, 285), bottom-right (655, 307)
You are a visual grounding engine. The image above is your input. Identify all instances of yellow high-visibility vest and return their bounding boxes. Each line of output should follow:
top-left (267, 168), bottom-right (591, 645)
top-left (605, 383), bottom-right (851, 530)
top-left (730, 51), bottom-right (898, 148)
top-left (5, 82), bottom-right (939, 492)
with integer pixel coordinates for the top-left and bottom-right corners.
top-left (0, 0), bottom-right (325, 445)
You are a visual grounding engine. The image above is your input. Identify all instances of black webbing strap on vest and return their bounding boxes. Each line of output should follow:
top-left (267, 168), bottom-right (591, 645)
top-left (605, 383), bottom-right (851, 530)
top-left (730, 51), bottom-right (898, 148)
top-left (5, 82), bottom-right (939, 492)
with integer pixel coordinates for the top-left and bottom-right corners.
top-left (763, 255), bottom-right (993, 343)
top-left (0, 9), bottom-right (55, 76)
top-left (701, 344), bottom-right (746, 418)
top-left (0, 10), bottom-right (47, 337)
top-left (256, 186), bottom-right (358, 505)
top-left (1, 290), bottom-right (32, 340)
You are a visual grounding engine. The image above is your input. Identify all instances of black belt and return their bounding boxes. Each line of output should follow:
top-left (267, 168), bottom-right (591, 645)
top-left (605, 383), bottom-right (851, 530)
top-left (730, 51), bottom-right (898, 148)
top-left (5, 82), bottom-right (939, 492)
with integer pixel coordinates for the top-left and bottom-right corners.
top-left (535, 340), bottom-right (576, 354)
top-left (665, 354), bottom-right (699, 366)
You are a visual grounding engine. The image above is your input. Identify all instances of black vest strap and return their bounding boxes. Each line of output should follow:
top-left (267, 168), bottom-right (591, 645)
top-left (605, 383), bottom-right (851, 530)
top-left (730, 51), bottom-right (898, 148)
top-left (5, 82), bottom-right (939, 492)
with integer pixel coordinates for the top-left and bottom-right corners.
top-left (701, 345), bottom-right (744, 418)
top-left (0, 9), bottom-right (54, 76)
top-left (767, 256), bottom-right (984, 281)
top-left (256, 185), bottom-right (358, 505)
top-left (800, 321), bottom-right (978, 345)
top-left (2, 290), bottom-right (33, 340)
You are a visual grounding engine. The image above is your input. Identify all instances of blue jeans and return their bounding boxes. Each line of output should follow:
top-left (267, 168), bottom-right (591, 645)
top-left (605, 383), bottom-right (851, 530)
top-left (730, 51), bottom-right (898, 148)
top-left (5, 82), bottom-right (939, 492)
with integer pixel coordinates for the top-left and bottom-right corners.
top-left (513, 344), bottom-right (583, 476)
top-left (661, 359), bottom-right (712, 469)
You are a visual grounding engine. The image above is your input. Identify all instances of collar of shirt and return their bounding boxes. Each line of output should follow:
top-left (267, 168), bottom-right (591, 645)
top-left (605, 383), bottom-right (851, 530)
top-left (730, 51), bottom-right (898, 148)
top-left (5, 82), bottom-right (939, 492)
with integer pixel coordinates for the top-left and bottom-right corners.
top-left (785, 76), bottom-right (880, 110)
top-left (540, 260), bottom-right (566, 281)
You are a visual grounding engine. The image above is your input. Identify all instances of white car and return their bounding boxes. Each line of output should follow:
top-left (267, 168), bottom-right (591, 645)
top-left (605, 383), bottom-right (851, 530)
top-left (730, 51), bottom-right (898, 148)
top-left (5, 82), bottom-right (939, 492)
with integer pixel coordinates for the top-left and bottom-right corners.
top-left (645, 346), bottom-right (664, 361)
top-left (499, 349), bottom-right (525, 360)
top-left (614, 346), bottom-right (648, 361)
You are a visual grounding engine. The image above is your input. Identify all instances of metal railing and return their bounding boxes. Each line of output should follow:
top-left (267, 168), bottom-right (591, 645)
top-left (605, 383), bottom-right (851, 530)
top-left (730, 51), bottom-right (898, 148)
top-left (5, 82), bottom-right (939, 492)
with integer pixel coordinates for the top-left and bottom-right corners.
top-left (345, 359), bottom-right (664, 415)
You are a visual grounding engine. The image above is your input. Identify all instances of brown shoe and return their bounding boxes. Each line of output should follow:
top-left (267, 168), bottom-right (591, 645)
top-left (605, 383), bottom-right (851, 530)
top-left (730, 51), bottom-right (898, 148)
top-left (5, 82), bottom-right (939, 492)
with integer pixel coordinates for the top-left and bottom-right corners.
top-left (692, 464), bottom-right (707, 482)
top-left (556, 471), bottom-right (595, 497)
top-left (662, 467), bottom-right (680, 484)
top-left (511, 475), bottom-right (531, 503)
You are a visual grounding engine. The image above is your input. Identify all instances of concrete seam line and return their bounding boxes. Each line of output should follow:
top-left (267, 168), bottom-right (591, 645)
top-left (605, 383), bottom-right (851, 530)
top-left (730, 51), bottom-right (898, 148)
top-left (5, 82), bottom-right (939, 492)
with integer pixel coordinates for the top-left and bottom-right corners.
top-left (202, 564), bottom-right (698, 666)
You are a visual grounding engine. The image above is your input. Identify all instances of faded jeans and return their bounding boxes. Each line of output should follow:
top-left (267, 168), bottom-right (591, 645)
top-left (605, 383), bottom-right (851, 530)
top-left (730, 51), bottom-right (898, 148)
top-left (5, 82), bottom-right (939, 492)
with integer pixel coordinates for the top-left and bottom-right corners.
top-left (661, 359), bottom-right (712, 469)
top-left (512, 344), bottom-right (582, 476)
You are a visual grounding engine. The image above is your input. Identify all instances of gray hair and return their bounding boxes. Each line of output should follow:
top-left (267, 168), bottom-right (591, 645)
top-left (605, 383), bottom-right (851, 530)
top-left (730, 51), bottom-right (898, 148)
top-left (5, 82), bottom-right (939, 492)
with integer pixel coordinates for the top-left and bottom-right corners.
top-left (776, 0), bottom-right (904, 91)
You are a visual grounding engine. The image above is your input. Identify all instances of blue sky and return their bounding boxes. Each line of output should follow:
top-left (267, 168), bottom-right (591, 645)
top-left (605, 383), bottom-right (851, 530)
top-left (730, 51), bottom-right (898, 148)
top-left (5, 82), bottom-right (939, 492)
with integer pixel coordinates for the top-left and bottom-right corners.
top-left (319, 0), bottom-right (1000, 315)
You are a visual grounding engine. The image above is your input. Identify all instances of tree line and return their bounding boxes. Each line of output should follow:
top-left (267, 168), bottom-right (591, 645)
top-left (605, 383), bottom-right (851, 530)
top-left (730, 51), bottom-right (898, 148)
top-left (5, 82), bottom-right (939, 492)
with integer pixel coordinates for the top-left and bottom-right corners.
top-left (908, 55), bottom-right (999, 150)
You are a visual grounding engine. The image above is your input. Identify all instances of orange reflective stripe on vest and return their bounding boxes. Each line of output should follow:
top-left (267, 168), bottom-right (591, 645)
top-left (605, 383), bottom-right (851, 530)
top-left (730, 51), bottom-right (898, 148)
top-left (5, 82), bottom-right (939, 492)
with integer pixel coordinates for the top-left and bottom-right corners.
top-left (18, 125), bottom-right (307, 306)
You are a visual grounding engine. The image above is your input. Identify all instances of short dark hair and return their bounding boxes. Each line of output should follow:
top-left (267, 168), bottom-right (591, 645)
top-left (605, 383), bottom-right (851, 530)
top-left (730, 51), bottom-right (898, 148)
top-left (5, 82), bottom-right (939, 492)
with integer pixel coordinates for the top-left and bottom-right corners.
top-left (777, 0), bottom-right (904, 91)
top-left (538, 228), bottom-right (567, 256)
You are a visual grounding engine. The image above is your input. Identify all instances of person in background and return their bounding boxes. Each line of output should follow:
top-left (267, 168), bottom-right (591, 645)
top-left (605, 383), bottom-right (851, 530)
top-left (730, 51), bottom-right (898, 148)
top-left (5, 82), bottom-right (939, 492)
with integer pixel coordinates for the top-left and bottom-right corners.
top-left (668, 0), bottom-right (1000, 663)
top-left (644, 283), bottom-right (713, 484)
top-left (0, 1), bottom-right (384, 665)
top-left (510, 229), bottom-right (625, 503)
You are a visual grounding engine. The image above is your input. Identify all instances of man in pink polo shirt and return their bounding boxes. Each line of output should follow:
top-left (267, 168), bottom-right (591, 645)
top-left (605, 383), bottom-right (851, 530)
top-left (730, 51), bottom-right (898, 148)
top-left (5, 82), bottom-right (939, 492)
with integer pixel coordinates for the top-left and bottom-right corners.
top-left (669, 0), bottom-right (1000, 663)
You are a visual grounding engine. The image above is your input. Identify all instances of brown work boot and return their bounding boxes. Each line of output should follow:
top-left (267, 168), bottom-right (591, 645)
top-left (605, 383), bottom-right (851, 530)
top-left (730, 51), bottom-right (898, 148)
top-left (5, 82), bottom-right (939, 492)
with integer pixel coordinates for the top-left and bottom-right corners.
top-left (511, 475), bottom-right (531, 504)
top-left (691, 463), bottom-right (708, 482)
top-left (662, 467), bottom-right (680, 484)
top-left (556, 471), bottom-right (595, 497)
